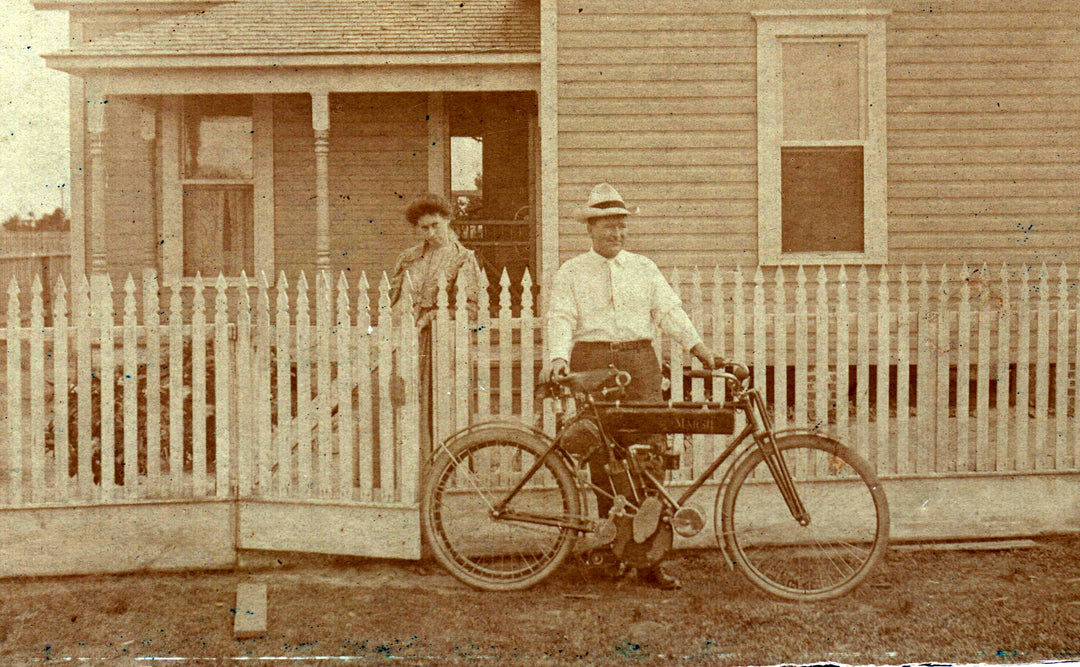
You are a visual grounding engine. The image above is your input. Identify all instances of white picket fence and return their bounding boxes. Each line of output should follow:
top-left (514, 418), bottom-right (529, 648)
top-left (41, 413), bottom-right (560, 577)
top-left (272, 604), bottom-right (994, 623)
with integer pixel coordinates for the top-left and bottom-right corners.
top-left (2, 261), bottom-right (1079, 511)
top-left (430, 262), bottom-right (1080, 484)
top-left (0, 269), bottom-right (419, 508)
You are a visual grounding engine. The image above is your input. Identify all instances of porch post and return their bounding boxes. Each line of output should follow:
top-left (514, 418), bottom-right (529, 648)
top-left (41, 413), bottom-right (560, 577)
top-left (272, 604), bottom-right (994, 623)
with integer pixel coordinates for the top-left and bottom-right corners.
top-left (311, 91), bottom-right (331, 275)
top-left (139, 101), bottom-right (158, 270)
top-left (86, 84), bottom-right (108, 276)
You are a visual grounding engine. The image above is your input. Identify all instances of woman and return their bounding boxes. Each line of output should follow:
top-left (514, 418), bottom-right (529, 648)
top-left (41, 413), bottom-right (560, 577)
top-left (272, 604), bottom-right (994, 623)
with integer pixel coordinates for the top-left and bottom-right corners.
top-left (388, 193), bottom-right (481, 456)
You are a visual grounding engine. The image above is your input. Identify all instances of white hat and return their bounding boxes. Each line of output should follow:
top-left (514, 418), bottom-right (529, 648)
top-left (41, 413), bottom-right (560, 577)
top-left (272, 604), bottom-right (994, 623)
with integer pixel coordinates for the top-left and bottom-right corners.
top-left (572, 182), bottom-right (640, 222)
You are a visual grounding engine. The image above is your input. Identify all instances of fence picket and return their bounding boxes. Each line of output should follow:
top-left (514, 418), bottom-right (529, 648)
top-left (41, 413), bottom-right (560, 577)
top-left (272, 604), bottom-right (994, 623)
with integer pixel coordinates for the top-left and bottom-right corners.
top-left (96, 275), bottom-right (116, 501)
top-left (399, 278), bottom-right (419, 505)
top-left (275, 273), bottom-right (293, 497)
top-left (896, 266), bottom-right (911, 474)
top-left (255, 273), bottom-right (273, 495)
top-left (168, 283), bottom-right (184, 496)
top-left (377, 273), bottom-right (394, 502)
top-left (5, 279), bottom-right (21, 505)
top-left (1016, 268), bottom-right (1031, 471)
top-left (752, 267), bottom-right (766, 407)
top-left (356, 273), bottom-right (373, 501)
top-left (732, 267), bottom-right (746, 436)
top-left (498, 270), bottom-right (513, 419)
top-left (454, 266), bottom-right (471, 434)
top-left (295, 273), bottom-right (313, 499)
top-left (214, 274), bottom-right (231, 499)
top-left (957, 265), bottom-right (971, 472)
top-left (814, 267), bottom-right (829, 437)
top-left (691, 267), bottom-right (708, 481)
top-left (1054, 263), bottom-right (1070, 469)
top-left (476, 271), bottom-right (491, 420)
top-left (773, 267), bottom-right (787, 433)
top-left (1035, 265), bottom-right (1050, 470)
top-left (976, 264), bottom-right (991, 472)
top-left (520, 269), bottom-right (535, 432)
top-left (794, 267), bottom-right (808, 430)
top-left (711, 267), bottom-right (726, 429)
top-left (836, 267), bottom-right (850, 445)
top-left (316, 272), bottom-right (333, 498)
top-left (53, 276), bottom-right (70, 502)
top-left (191, 275), bottom-right (208, 497)
top-left (876, 267), bottom-right (891, 474)
top-left (143, 270), bottom-right (161, 496)
top-left (30, 276), bottom-right (45, 503)
top-left (435, 271), bottom-right (452, 444)
top-left (856, 267), bottom-right (870, 468)
top-left (335, 273), bottom-right (354, 501)
top-left (936, 266), bottom-right (951, 472)
top-left (996, 265), bottom-right (1011, 472)
top-left (236, 273), bottom-right (253, 497)
top-left (916, 266), bottom-right (933, 474)
top-left (670, 268), bottom-right (686, 479)
top-left (122, 275), bottom-right (138, 499)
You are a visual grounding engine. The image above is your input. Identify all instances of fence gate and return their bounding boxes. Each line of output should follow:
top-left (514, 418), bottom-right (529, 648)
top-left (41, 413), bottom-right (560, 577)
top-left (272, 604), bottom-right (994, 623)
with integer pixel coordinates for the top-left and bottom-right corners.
top-left (230, 272), bottom-right (423, 560)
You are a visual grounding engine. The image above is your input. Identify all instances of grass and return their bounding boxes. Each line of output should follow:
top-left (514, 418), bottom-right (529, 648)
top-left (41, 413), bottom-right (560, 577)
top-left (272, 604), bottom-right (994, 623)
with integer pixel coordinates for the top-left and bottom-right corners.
top-left (0, 536), bottom-right (1078, 664)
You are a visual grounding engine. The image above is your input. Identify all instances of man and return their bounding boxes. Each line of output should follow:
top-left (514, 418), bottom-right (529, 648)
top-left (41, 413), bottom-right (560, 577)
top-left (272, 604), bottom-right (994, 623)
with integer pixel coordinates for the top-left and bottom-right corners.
top-left (544, 183), bottom-right (718, 590)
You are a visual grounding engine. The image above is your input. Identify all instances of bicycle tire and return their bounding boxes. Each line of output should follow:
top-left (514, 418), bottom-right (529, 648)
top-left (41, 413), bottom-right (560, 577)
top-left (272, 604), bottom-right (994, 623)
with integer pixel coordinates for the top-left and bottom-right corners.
top-left (718, 433), bottom-right (889, 600)
top-left (421, 425), bottom-right (581, 591)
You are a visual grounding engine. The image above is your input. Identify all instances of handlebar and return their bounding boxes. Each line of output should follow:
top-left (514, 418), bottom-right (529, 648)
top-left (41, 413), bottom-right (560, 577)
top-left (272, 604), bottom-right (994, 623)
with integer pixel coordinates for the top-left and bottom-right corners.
top-left (685, 360), bottom-right (750, 384)
top-left (539, 360), bottom-right (750, 400)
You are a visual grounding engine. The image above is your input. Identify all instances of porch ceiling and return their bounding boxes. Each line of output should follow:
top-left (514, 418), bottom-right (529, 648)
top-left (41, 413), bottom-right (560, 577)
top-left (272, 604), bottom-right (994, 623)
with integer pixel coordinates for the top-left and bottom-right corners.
top-left (44, 0), bottom-right (539, 71)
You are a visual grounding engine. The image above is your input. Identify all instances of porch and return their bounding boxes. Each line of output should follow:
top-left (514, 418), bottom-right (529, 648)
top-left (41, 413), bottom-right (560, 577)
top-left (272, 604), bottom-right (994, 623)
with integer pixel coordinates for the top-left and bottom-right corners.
top-left (1, 262), bottom-right (1079, 577)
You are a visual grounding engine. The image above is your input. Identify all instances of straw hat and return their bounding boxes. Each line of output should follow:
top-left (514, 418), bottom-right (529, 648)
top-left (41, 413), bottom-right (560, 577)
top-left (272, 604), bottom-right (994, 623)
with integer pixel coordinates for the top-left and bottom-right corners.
top-left (572, 182), bottom-right (640, 222)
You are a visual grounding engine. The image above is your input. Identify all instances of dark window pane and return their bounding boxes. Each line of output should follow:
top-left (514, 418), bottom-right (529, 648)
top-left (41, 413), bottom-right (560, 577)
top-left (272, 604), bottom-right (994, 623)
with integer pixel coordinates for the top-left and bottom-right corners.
top-left (781, 146), bottom-right (864, 254)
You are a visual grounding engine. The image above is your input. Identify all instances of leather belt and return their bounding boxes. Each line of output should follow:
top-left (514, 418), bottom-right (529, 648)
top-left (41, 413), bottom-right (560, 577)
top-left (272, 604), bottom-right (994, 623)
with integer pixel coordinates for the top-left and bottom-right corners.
top-left (574, 339), bottom-right (653, 352)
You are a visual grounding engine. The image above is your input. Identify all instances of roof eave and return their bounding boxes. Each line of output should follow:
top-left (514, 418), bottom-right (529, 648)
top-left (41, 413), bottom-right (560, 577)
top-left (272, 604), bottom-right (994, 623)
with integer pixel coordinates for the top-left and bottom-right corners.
top-left (44, 50), bottom-right (541, 73)
top-left (34, 0), bottom-right (225, 12)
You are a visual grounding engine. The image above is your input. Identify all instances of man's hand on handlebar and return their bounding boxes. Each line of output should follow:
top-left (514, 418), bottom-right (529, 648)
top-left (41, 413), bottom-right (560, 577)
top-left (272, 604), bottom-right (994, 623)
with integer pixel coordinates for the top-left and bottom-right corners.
top-left (539, 358), bottom-right (570, 385)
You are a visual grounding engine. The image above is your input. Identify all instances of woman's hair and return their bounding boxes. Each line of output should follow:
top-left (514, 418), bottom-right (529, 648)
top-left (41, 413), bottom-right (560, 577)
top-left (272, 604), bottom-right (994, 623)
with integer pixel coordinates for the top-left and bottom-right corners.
top-left (404, 193), bottom-right (452, 226)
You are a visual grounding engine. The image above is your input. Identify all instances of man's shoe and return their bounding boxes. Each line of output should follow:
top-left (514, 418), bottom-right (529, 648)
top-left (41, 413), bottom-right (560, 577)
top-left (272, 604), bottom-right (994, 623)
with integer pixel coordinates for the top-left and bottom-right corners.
top-left (639, 564), bottom-right (681, 590)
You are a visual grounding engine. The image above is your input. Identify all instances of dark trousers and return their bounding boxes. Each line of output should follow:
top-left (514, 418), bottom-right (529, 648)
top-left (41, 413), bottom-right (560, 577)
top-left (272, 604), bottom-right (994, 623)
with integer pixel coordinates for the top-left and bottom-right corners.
top-left (569, 340), bottom-right (663, 519)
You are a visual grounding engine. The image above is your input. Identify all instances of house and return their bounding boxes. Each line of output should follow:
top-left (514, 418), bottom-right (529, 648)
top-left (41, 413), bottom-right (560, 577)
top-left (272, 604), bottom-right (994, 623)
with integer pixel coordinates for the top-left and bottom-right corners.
top-left (35, 0), bottom-right (1079, 293)
top-left (11, 0), bottom-right (1078, 575)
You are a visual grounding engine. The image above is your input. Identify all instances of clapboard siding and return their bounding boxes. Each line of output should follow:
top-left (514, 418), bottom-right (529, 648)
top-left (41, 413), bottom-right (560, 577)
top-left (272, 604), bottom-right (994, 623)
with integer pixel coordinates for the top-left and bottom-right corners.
top-left (556, 0), bottom-right (1080, 272)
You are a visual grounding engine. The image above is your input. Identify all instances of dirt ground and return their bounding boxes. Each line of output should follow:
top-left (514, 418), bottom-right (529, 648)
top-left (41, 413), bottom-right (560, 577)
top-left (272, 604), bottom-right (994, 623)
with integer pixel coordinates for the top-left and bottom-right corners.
top-left (1, 536), bottom-right (1078, 665)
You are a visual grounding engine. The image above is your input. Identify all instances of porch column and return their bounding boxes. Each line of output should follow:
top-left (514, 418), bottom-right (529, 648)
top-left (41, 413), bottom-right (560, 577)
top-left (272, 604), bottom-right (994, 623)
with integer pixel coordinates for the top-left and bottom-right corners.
top-left (311, 91), bottom-right (331, 275)
top-left (86, 86), bottom-right (108, 275)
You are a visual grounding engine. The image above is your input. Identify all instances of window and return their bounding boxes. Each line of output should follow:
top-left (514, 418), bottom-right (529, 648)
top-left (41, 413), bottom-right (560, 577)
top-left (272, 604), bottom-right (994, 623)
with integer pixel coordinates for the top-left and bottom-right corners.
top-left (446, 92), bottom-right (537, 312)
top-left (162, 94), bottom-right (274, 283)
top-left (754, 11), bottom-right (888, 265)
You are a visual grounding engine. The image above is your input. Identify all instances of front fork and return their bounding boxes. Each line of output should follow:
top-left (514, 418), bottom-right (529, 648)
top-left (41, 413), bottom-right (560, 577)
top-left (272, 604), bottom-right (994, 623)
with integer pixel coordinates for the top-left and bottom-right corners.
top-left (747, 390), bottom-right (811, 526)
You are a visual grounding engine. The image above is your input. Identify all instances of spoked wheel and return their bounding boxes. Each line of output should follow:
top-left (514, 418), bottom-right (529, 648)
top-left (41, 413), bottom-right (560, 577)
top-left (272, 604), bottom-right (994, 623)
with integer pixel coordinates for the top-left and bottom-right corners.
top-left (718, 433), bottom-right (889, 600)
top-left (421, 425), bottom-right (581, 591)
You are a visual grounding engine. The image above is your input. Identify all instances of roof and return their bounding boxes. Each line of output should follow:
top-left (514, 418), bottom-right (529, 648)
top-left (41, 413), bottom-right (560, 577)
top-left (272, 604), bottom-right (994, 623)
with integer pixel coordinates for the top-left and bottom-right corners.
top-left (56, 0), bottom-right (540, 57)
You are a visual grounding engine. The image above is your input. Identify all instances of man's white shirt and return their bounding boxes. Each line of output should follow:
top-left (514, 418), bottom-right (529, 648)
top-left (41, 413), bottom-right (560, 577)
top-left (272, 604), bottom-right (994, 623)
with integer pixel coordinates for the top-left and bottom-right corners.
top-left (546, 249), bottom-right (703, 363)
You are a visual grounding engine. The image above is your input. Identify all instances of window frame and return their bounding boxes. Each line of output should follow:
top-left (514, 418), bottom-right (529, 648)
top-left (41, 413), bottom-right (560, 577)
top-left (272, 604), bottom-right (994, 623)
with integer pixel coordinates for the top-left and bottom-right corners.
top-left (161, 94), bottom-right (275, 286)
top-left (753, 10), bottom-right (889, 266)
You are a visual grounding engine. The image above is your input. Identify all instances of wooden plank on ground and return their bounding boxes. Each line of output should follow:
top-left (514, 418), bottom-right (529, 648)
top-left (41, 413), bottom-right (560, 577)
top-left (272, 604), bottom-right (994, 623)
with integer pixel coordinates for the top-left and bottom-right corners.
top-left (234, 582), bottom-right (268, 639)
top-left (892, 539), bottom-right (1039, 552)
